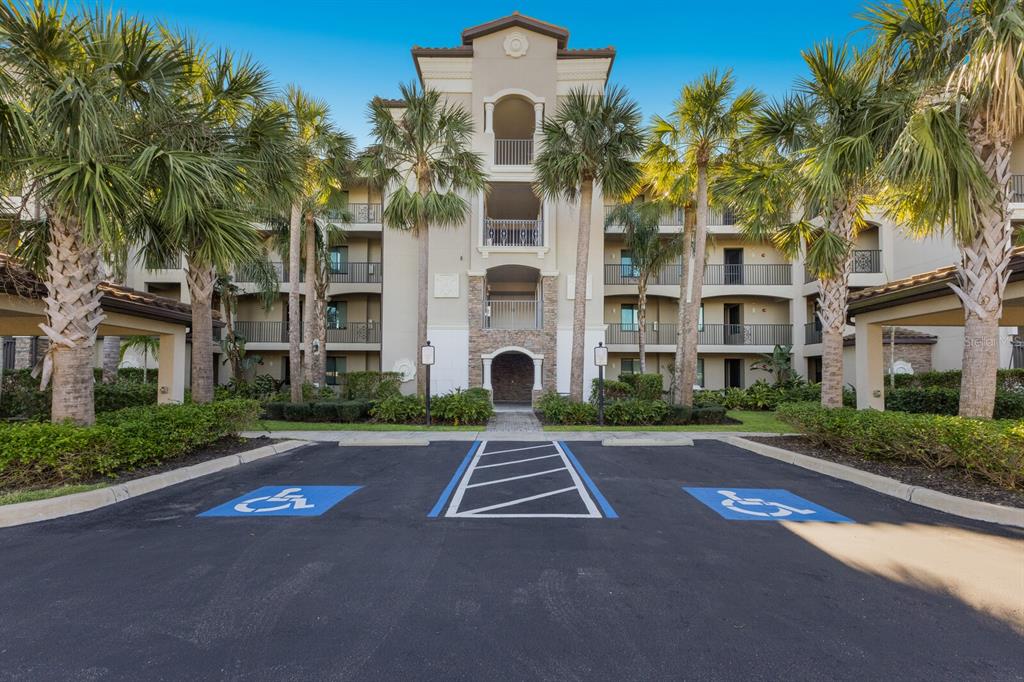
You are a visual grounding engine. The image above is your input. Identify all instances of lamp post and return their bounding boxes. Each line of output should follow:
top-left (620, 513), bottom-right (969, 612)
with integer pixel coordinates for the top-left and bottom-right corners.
top-left (594, 341), bottom-right (608, 426)
top-left (421, 340), bottom-right (435, 426)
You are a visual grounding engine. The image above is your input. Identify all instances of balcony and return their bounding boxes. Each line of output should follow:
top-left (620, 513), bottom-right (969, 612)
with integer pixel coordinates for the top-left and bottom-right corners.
top-left (805, 250), bottom-right (883, 283)
top-left (484, 218), bottom-right (543, 248)
top-left (805, 321), bottom-right (822, 345)
top-left (605, 323), bottom-right (792, 347)
top-left (604, 205), bottom-right (685, 228)
top-left (233, 321), bottom-right (381, 345)
top-left (494, 138), bottom-right (533, 165)
top-left (1012, 175), bottom-right (1024, 202)
top-left (708, 206), bottom-right (737, 226)
top-left (325, 203), bottom-right (382, 224)
top-left (604, 263), bottom-right (682, 286)
top-left (233, 262), bottom-right (382, 285)
top-left (483, 299), bottom-right (541, 330)
top-left (704, 264), bottom-right (792, 286)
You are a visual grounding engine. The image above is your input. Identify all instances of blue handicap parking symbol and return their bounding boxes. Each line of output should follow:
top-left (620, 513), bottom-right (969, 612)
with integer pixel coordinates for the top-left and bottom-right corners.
top-left (198, 486), bottom-right (361, 517)
top-left (683, 488), bottom-right (853, 523)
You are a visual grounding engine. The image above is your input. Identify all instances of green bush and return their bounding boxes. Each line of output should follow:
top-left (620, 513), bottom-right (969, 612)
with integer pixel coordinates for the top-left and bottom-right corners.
top-left (535, 392), bottom-right (597, 425)
top-left (662, 405), bottom-right (693, 425)
top-left (1, 369), bottom-right (156, 420)
top-left (689, 405), bottom-right (728, 424)
top-left (342, 371), bottom-right (403, 401)
top-left (589, 378), bottom-right (632, 402)
top-left (0, 399), bottom-right (261, 489)
top-left (94, 382), bottom-right (157, 413)
top-left (885, 387), bottom-right (1024, 419)
top-left (430, 389), bottom-right (494, 425)
top-left (620, 373), bottom-right (664, 400)
top-left (892, 368), bottom-right (1024, 392)
top-left (693, 381), bottom-right (853, 411)
top-left (604, 399), bottom-right (669, 426)
top-left (216, 374), bottom-right (281, 402)
top-left (282, 402), bottom-right (313, 421)
top-left (262, 401), bottom-right (287, 420)
top-left (776, 402), bottom-right (1024, 490)
top-left (370, 394), bottom-right (425, 423)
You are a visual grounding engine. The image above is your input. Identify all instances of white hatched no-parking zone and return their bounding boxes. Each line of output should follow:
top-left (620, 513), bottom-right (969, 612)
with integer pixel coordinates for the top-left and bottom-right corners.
top-left (436, 440), bottom-right (614, 519)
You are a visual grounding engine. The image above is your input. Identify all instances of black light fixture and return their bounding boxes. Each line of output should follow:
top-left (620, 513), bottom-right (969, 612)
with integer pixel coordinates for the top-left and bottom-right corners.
top-left (594, 341), bottom-right (608, 426)
top-left (421, 340), bottom-right (435, 426)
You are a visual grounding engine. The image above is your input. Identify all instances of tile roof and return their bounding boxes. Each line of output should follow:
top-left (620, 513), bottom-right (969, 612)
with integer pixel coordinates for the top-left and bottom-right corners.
top-left (461, 13), bottom-right (570, 47)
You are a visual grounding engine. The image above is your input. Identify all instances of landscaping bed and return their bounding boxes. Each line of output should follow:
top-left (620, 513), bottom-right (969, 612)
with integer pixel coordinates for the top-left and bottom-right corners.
top-left (748, 435), bottom-right (1024, 509)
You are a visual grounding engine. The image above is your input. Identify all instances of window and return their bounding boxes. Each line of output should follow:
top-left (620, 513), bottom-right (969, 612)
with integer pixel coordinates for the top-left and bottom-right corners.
top-left (327, 301), bottom-right (348, 330)
top-left (329, 246), bottom-right (349, 274)
top-left (620, 250), bottom-right (638, 279)
top-left (620, 304), bottom-right (638, 331)
top-left (326, 356), bottom-right (347, 386)
top-left (621, 358), bottom-right (640, 375)
top-left (696, 357), bottom-right (705, 388)
top-left (698, 304), bottom-right (704, 331)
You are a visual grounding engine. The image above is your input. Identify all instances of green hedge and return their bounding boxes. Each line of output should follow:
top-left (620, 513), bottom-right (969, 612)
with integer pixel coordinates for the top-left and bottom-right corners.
top-left (891, 368), bottom-right (1024, 392)
top-left (604, 399), bottom-right (669, 426)
top-left (776, 402), bottom-right (1024, 490)
top-left (340, 371), bottom-right (402, 401)
top-left (0, 399), bottom-right (261, 489)
top-left (662, 405), bottom-right (729, 425)
top-left (1, 369), bottom-right (157, 420)
top-left (589, 373), bottom-right (663, 403)
top-left (885, 387), bottom-right (1024, 419)
top-left (694, 381), bottom-right (854, 411)
top-left (430, 388), bottom-right (494, 425)
top-left (370, 394), bottom-right (425, 423)
top-left (537, 392), bottom-right (730, 426)
top-left (275, 400), bottom-right (372, 423)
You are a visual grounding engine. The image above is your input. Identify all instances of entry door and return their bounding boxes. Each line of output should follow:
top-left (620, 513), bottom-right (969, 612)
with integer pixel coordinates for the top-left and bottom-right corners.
top-left (725, 358), bottom-right (744, 388)
top-left (724, 303), bottom-right (743, 345)
top-left (620, 249), bottom-right (638, 280)
top-left (724, 248), bottom-right (744, 284)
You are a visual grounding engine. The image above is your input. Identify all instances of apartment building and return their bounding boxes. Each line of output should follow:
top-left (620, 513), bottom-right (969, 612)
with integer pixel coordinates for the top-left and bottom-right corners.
top-left (5, 13), bottom-right (1021, 397)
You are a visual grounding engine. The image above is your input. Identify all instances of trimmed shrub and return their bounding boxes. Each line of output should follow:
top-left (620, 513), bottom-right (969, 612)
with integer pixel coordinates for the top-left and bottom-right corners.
top-left (589, 378), bottom-right (632, 403)
top-left (620, 373), bottom-right (664, 400)
top-left (262, 401), bottom-right (287, 420)
top-left (431, 389), bottom-right (494, 425)
top-left (370, 394), bottom-right (425, 423)
top-left (0, 399), bottom-right (261, 489)
top-left (282, 402), bottom-right (314, 421)
top-left (892, 368), bottom-right (1024, 392)
top-left (693, 381), bottom-right (853, 411)
top-left (603, 399), bottom-right (669, 426)
top-left (690, 405), bottom-right (728, 424)
top-left (94, 382), bottom-right (157, 413)
top-left (662, 405), bottom-right (693, 425)
top-left (535, 392), bottom-right (597, 425)
top-left (342, 371), bottom-right (403, 401)
top-left (885, 387), bottom-right (1024, 419)
top-left (1, 369), bottom-right (156, 420)
top-left (776, 402), bottom-right (1024, 490)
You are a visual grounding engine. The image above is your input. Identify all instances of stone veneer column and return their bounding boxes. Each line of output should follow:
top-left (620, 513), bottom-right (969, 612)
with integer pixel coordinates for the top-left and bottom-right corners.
top-left (467, 275), bottom-right (485, 389)
top-left (13, 337), bottom-right (33, 370)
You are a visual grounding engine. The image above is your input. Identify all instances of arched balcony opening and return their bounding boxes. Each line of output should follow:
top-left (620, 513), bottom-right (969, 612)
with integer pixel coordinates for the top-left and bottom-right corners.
top-left (484, 182), bottom-right (543, 248)
top-left (492, 95), bottom-right (538, 165)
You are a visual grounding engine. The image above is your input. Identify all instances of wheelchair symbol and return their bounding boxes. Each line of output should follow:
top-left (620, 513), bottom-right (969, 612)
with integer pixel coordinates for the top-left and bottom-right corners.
top-left (717, 489), bottom-right (816, 518)
top-left (233, 487), bottom-right (315, 514)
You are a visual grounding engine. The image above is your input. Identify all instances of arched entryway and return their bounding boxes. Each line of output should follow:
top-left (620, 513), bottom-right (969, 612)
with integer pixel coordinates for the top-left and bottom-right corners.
top-left (491, 351), bottom-right (534, 403)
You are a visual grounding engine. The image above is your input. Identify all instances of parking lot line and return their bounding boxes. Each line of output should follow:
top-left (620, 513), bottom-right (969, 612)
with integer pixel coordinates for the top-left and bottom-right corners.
top-left (454, 487), bottom-right (581, 516)
top-left (475, 453), bottom-right (562, 469)
top-left (465, 467), bottom-right (568, 489)
top-left (557, 441), bottom-right (618, 519)
top-left (427, 440), bottom-right (481, 518)
top-left (479, 444), bottom-right (556, 457)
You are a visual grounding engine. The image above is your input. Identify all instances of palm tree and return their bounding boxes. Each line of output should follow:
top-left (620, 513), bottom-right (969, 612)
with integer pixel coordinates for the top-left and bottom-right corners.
top-left (362, 82), bottom-right (486, 396)
top-left (535, 86), bottom-right (644, 400)
top-left (134, 46), bottom-right (292, 404)
top-left (863, 0), bottom-right (1024, 418)
top-left (605, 201), bottom-right (684, 373)
top-left (119, 336), bottom-right (159, 383)
top-left (645, 70), bottom-right (762, 407)
top-left (0, 3), bottom-right (182, 424)
top-left (716, 45), bottom-right (900, 407)
top-left (281, 87), bottom-right (355, 391)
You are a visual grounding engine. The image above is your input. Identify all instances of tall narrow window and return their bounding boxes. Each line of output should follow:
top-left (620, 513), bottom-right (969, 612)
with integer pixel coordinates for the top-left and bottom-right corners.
top-left (327, 301), bottom-right (348, 330)
top-left (696, 357), bottom-right (705, 388)
top-left (329, 246), bottom-right (349, 275)
top-left (620, 303), bottom-right (638, 331)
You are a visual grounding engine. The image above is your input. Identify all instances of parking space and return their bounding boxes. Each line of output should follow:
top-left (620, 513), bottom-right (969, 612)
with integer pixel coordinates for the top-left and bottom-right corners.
top-left (0, 438), bottom-right (1021, 679)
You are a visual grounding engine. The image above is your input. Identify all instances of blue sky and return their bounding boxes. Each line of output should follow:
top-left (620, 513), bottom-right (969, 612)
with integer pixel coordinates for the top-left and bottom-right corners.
top-left (116, 0), bottom-right (871, 145)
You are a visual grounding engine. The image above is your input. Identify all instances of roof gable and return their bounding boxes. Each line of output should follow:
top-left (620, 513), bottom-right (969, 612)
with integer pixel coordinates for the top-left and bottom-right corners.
top-left (460, 13), bottom-right (569, 48)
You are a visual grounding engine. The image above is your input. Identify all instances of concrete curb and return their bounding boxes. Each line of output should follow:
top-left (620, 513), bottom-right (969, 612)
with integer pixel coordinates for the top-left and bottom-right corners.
top-left (601, 438), bottom-right (694, 447)
top-left (0, 440), bottom-right (309, 529)
top-left (337, 438), bottom-right (430, 447)
top-left (724, 436), bottom-right (1024, 529)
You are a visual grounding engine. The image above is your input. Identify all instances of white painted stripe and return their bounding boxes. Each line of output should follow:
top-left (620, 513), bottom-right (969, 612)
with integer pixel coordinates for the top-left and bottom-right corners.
top-left (553, 441), bottom-right (601, 517)
top-left (475, 453), bottom-right (562, 469)
top-left (466, 467), bottom-right (568, 489)
top-left (445, 439), bottom-right (488, 517)
top-left (456, 513), bottom-right (596, 519)
top-left (456, 487), bottom-right (577, 516)
top-left (479, 443), bottom-right (557, 457)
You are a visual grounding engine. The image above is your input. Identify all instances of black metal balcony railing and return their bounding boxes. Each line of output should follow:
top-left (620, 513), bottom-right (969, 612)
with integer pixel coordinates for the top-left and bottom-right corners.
top-left (1011, 175), bottom-right (1024, 202)
top-left (805, 321), bottom-right (823, 345)
top-left (325, 203), bottom-right (382, 224)
top-left (327, 262), bottom-right (383, 284)
top-left (484, 218), bottom-right (543, 247)
top-left (234, 261), bottom-right (289, 283)
top-left (494, 138), bottom-right (534, 165)
top-left (805, 249), bottom-right (883, 283)
top-left (704, 263), bottom-right (792, 286)
top-left (604, 206), bottom-right (685, 227)
top-left (233, 321), bottom-right (381, 344)
top-left (605, 322), bottom-right (792, 346)
top-left (708, 206), bottom-right (738, 225)
top-left (604, 263), bottom-right (683, 286)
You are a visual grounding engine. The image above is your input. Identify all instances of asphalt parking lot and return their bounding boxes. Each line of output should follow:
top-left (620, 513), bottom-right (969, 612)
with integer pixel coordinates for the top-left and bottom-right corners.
top-left (1, 439), bottom-right (1021, 681)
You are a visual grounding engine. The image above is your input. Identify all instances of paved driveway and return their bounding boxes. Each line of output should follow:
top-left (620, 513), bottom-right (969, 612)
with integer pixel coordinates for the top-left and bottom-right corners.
top-left (1, 439), bottom-right (1021, 680)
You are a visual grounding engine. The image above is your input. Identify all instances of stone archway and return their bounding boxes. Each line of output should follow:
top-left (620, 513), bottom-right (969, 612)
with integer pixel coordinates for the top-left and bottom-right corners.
top-left (490, 351), bottom-right (534, 403)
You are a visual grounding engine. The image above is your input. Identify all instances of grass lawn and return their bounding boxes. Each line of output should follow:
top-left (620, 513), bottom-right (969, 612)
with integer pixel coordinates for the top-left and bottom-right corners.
top-left (543, 410), bottom-right (791, 433)
top-left (255, 421), bottom-right (481, 432)
top-left (0, 483), bottom-right (108, 507)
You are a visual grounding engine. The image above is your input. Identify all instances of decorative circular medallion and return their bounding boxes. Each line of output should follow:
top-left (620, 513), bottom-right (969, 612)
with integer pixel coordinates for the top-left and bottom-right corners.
top-left (393, 358), bottom-right (416, 383)
top-left (503, 32), bottom-right (529, 58)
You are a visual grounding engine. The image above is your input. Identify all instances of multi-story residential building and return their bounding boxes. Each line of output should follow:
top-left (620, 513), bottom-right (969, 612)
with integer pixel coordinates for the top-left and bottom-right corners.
top-left (6, 13), bottom-right (1021, 398)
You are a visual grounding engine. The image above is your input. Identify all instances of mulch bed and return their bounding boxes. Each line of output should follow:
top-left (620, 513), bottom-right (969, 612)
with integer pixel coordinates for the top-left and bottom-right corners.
top-left (747, 436), bottom-right (1024, 509)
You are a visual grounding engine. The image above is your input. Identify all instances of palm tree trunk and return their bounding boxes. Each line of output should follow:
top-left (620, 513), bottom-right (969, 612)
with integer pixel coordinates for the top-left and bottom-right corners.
top-left (679, 166), bottom-right (709, 406)
top-left (186, 265), bottom-right (217, 404)
top-left (313, 269), bottom-right (328, 388)
top-left (569, 178), bottom-right (595, 401)
top-left (638, 277), bottom-right (648, 374)
top-left (303, 212), bottom-right (318, 384)
top-left (817, 200), bottom-right (856, 408)
top-left (288, 202), bottom-right (303, 402)
top-left (101, 336), bottom-right (120, 383)
top-left (416, 176), bottom-right (431, 397)
top-left (41, 214), bottom-right (103, 425)
top-left (954, 125), bottom-right (1014, 419)
top-left (673, 211), bottom-right (695, 404)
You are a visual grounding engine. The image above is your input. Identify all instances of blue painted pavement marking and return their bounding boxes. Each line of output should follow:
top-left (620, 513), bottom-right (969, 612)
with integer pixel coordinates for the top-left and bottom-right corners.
top-left (428, 441), bottom-right (481, 518)
top-left (683, 487), bottom-right (853, 523)
top-left (199, 486), bottom-right (362, 517)
top-left (558, 442), bottom-right (618, 519)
